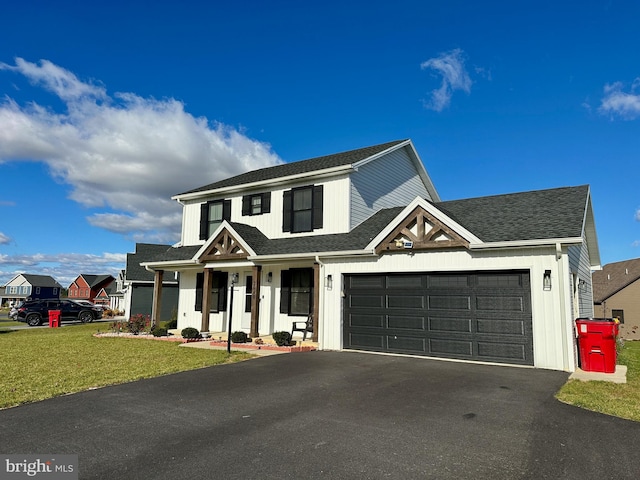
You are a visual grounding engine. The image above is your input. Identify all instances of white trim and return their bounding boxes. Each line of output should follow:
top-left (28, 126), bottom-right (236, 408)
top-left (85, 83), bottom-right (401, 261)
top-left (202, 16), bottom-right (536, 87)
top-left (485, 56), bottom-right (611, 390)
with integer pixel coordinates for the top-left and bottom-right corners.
top-left (469, 237), bottom-right (584, 250)
top-left (172, 165), bottom-right (355, 202)
top-left (366, 196), bottom-right (482, 250)
top-left (248, 250), bottom-right (376, 262)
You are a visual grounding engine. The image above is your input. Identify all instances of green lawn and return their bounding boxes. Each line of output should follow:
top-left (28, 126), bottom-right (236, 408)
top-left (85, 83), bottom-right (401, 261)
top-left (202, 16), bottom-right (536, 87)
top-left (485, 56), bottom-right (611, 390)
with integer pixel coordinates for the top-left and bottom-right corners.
top-left (556, 340), bottom-right (640, 422)
top-left (0, 323), bottom-right (252, 409)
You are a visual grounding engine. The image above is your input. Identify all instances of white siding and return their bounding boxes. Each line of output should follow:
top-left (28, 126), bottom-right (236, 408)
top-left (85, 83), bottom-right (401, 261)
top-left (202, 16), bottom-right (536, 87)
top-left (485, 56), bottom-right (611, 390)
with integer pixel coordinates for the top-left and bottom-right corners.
top-left (180, 175), bottom-right (351, 247)
top-left (350, 148), bottom-right (431, 228)
top-left (317, 247), bottom-right (576, 372)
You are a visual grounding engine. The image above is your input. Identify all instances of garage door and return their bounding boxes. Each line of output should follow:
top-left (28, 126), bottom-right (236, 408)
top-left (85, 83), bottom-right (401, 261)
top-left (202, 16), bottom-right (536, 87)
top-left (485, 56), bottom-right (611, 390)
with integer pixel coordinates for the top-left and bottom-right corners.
top-left (343, 271), bottom-right (533, 365)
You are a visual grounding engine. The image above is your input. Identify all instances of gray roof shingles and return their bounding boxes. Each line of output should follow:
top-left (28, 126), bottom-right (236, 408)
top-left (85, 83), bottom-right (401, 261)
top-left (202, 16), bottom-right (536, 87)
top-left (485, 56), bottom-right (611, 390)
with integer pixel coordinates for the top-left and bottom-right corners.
top-left (149, 184), bottom-right (590, 264)
top-left (177, 140), bottom-right (407, 196)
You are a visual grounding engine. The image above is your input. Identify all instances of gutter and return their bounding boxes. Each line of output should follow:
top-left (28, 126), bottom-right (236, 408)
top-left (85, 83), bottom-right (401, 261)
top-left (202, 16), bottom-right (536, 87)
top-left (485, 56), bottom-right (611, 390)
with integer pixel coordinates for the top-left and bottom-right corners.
top-left (469, 237), bottom-right (584, 250)
top-left (247, 249), bottom-right (377, 262)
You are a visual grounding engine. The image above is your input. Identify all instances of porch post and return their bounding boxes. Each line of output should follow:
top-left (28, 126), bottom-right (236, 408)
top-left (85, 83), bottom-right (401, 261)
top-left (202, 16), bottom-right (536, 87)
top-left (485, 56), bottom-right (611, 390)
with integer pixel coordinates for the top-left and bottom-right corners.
top-left (151, 270), bottom-right (164, 328)
top-left (312, 262), bottom-right (320, 342)
top-left (250, 265), bottom-right (261, 338)
top-left (201, 268), bottom-right (213, 333)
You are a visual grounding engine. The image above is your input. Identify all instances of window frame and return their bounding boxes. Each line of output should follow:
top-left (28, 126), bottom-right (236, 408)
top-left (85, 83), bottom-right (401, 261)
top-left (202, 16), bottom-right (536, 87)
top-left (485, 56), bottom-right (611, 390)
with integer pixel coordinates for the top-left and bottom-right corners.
top-left (282, 185), bottom-right (323, 233)
top-left (280, 268), bottom-right (313, 316)
top-left (200, 199), bottom-right (231, 240)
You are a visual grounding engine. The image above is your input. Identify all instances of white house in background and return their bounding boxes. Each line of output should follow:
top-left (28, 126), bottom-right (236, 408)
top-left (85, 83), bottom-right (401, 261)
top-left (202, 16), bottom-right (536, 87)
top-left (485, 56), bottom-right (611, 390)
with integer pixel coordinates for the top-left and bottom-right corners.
top-left (143, 139), bottom-right (600, 372)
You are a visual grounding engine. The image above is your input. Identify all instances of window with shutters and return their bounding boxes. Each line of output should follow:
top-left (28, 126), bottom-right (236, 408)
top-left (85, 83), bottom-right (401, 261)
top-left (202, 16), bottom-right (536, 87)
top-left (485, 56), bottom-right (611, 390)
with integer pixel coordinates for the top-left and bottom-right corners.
top-left (242, 192), bottom-right (271, 216)
top-left (195, 271), bottom-right (229, 313)
top-left (280, 268), bottom-right (313, 316)
top-left (282, 185), bottom-right (323, 233)
top-left (200, 199), bottom-right (231, 240)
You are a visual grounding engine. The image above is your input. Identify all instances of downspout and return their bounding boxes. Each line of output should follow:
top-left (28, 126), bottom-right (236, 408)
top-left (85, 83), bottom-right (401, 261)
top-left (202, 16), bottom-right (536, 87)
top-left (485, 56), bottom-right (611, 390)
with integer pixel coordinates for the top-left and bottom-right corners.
top-left (556, 243), bottom-right (570, 371)
top-left (315, 256), bottom-right (325, 348)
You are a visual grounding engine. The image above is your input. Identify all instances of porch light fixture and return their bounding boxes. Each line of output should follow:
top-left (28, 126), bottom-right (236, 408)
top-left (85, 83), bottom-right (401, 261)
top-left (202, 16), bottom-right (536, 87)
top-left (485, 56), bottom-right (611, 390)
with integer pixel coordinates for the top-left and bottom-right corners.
top-left (543, 270), bottom-right (552, 291)
top-left (267, 272), bottom-right (273, 283)
top-left (326, 274), bottom-right (333, 290)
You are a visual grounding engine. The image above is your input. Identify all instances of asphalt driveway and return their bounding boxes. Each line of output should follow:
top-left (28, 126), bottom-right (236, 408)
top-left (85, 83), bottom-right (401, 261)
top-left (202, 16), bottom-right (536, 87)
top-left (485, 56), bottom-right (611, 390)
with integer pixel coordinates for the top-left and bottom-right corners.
top-left (1, 352), bottom-right (639, 479)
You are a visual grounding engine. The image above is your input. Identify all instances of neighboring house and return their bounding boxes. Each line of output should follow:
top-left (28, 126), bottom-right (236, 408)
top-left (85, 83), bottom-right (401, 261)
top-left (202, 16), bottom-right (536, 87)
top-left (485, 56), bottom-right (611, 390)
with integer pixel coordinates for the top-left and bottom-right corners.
top-left (1, 274), bottom-right (62, 306)
top-left (67, 274), bottom-right (115, 304)
top-left (143, 139), bottom-right (600, 372)
top-left (592, 258), bottom-right (640, 340)
top-left (123, 243), bottom-right (179, 320)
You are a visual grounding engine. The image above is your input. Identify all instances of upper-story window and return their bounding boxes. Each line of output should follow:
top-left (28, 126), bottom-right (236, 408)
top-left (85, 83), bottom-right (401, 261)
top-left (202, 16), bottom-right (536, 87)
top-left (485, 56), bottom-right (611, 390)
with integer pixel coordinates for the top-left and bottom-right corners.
top-left (282, 185), bottom-right (323, 233)
top-left (200, 199), bottom-right (231, 240)
top-left (242, 192), bottom-right (271, 216)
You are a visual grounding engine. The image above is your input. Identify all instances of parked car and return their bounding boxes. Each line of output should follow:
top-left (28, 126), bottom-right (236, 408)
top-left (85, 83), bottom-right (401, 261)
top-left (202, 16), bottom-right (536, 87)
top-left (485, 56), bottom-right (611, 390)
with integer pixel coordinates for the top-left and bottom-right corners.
top-left (16, 299), bottom-right (103, 326)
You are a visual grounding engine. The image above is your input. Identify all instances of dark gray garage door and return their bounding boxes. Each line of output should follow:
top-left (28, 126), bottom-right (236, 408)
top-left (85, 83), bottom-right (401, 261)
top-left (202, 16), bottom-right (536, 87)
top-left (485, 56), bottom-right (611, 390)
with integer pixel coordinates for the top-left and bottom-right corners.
top-left (343, 271), bottom-right (533, 365)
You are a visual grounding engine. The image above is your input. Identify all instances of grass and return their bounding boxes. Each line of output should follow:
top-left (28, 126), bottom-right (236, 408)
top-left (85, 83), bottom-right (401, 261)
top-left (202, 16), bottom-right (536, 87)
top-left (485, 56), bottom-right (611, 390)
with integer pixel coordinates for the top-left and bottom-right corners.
top-left (0, 323), bottom-right (252, 409)
top-left (556, 340), bottom-right (640, 422)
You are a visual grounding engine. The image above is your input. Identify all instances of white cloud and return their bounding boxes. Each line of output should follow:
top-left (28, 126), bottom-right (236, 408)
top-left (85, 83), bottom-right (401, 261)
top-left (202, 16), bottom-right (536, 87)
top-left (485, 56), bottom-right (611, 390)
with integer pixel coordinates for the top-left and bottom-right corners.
top-left (420, 49), bottom-right (472, 112)
top-left (0, 58), bottom-right (283, 241)
top-left (0, 251), bottom-right (127, 286)
top-left (599, 78), bottom-right (640, 120)
top-left (0, 232), bottom-right (11, 245)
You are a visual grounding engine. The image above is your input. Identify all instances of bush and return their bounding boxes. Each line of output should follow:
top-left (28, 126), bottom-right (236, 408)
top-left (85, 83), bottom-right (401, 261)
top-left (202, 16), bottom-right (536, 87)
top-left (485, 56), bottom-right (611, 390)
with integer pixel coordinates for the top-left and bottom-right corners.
top-left (231, 331), bottom-right (249, 343)
top-left (126, 314), bottom-right (151, 335)
top-left (272, 331), bottom-right (292, 347)
top-left (151, 326), bottom-right (168, 337)
top-left (165, 319), bottom-right (178, 330)
top-left (181, 327), bottom-right (201, 340)
top-left (109, 320), bottom-right (126, 333)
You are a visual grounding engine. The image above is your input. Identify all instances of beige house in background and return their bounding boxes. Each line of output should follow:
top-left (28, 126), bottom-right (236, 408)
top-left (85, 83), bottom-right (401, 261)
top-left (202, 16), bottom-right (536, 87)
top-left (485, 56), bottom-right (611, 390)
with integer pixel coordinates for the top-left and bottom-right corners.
top-left (593, 258), bottom-right (640, 340)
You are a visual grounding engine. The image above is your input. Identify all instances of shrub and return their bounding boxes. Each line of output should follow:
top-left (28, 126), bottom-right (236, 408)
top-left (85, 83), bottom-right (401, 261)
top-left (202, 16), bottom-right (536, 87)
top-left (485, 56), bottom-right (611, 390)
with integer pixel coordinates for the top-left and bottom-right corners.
top-left (126, 314), bottom-right (151, 335)
top-left (165, 319), bottom-right (178, 330)
top-left (181, 327), bottom-right (201, 340)
top-left (272, 331), bottom-right (292, 347)
top-left (109, 320), bottom-right (126, 333)
top-left (151, 326), bottom-right (168, 337)
top-left (231, 331), bottom-right (249, 343)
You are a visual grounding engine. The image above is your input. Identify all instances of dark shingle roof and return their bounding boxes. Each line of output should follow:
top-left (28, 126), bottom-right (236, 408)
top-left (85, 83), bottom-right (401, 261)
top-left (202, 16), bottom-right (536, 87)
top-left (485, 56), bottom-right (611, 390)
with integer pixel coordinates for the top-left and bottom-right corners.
top-left (177, 140), bottom-right (407, 196)
top-left (148, 185), bottom-right (589, 263)
top-left (592, 258), bottom-right (640, 303)
top-left (126, 243), bottom-right (176, 281)
top-left (436, 185), bottom-right (589, 242)
top-left (21, 274), bottom-right (62, 288)
top-left (80, 274), bottom-right (114, 288)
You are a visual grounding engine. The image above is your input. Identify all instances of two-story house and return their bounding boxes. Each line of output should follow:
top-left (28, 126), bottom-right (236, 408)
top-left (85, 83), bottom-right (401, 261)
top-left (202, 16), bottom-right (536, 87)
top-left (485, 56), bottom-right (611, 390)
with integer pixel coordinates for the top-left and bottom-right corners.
top-left (143, 139), bottom-right (600, 372)
top-left (2, 274), bottom-right (62, 305)
top-left (67, 274), bottom-right (115, 305)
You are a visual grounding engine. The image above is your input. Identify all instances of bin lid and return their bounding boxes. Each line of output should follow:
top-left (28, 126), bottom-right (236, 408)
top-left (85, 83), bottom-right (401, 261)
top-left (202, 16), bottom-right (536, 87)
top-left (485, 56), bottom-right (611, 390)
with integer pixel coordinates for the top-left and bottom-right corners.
top-left (575, 317), bottom-right (616, 322)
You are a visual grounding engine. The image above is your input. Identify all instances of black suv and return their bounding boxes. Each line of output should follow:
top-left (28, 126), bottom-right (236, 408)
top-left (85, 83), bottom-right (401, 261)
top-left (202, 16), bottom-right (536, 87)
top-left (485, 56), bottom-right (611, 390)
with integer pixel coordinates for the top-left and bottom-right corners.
top-left (16, 299), bottom-right (103, 326)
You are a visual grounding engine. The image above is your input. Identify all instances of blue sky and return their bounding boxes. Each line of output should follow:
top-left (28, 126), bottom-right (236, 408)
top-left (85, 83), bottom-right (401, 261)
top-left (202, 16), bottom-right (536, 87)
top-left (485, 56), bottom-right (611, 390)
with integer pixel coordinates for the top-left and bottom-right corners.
top-left (0, 0), bottom-right (639, 287)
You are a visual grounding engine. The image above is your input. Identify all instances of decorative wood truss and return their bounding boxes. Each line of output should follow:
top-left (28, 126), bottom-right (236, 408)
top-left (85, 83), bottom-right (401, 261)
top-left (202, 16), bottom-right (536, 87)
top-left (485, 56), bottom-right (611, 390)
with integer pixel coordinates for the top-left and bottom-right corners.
top-left (375, 206), bottom-right (469, 254)
top-left (198, 229), bottom-right (249, 262)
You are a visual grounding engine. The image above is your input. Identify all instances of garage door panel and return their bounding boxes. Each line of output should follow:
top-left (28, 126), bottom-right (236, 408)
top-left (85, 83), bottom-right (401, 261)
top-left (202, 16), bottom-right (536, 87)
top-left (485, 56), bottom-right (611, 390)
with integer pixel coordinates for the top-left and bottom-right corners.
top-left (349, 314), bottom-right (385, 328)
top-left (477, 318), bottom-right (525, 336)
top-left (477, 342), bottom-right (527, 361)
top-left (428, 295), bottom-right (471, 310)
top-left (387, 295), bottom-right (424, 309)
top-left (344, 271), bottom-right (533, 366)
top-left (350, 294), bottom-right (384, 308)
top-left (429, 338), bottom-right (474, 356)
top-left (387, 315), bottom-right (425, 330)
top-left (476, 295), bottom-right (524, 312)
top-left (349, 333), bottom-right (385, 349)
top-left (428, 316), bottom-right (472, 333)
top-left (388, 335), bottom-right (426, 352)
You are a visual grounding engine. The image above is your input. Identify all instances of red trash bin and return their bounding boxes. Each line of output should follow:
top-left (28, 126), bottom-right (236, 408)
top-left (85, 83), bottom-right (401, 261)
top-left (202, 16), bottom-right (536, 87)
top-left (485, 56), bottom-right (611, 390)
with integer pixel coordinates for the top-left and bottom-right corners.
top-left (575, 318), bottom-right (619, 373)
top-left (48, 310), bottom-right (61, 328)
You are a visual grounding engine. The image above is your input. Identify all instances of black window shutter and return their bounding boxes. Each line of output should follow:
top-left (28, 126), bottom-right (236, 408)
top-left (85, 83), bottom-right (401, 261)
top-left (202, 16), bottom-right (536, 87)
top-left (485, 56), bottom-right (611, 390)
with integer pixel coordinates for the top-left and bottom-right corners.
top-left (242, 196), bottom-right (250, 216)
top-left (217, 272), bottom-right (229, 312)
top-left (282, 190), bottom-right (292, 232)
top-left (313, 185), bottom-right (323, 229)
top-left (262, 192), bottom-right (271, 213)
top-left (195, 272), bottom-right (203, 311)
top-left (223, 199), bottom-right (232, 221)
top-left (199, 203), bottom-right (209, 240)
top-left (280, 270), bottom-right (291, 313)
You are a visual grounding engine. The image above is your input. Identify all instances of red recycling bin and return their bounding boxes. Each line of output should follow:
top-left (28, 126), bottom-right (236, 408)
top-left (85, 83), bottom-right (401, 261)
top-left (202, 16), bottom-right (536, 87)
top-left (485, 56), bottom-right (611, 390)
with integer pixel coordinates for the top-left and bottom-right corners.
top-left (48, 310), bottom-right (61, 328)
top-left (575, 318), bottom-right (619, 373)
